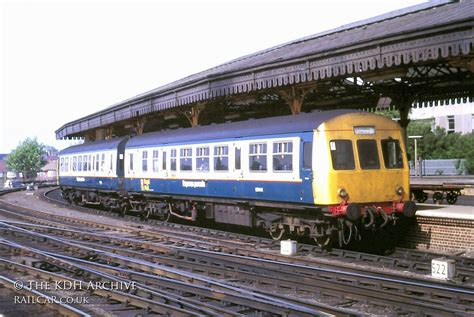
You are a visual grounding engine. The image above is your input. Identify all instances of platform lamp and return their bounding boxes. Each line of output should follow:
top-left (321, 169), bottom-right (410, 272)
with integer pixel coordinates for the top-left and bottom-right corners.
top-left (408, 135), bottom-right (423, 177)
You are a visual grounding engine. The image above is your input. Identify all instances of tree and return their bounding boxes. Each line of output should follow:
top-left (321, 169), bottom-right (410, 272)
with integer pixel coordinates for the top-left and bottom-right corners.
top-left (6, 138), bottom-right (46, 182)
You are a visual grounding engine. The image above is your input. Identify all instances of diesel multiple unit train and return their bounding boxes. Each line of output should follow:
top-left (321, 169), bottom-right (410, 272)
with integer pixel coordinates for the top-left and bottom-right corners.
top-left (58, 109), bottom-right (417, 247)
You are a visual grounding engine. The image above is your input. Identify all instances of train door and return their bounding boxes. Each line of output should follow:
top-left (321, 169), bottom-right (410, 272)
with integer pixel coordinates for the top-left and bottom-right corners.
top-left (117, 138), bottom-right (128, 194)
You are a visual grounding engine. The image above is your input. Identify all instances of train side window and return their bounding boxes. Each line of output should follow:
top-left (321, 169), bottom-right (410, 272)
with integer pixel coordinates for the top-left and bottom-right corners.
top-left (180, 148), bottom-right (192, 171)
top-left (88, 155), bottom-right (92, 171)
top-left (196, 146), bottom-right (210, 172)
top-left (78, 156), bottom-right (83, 172)
top-left (381, 139), bottom-right (404, 169)
top-left (101, 153), bottom-right (105, 172)
top-left (91, 155), bottom-right (95, 171)
top-left (249, 143), bottom-right (267, 171)
top-left (110, 154), bottom-right (113, 172)
top-left (273, 141), bottom-right (293, 172)
top-left (357, 140), bottom-right (380, 170)
top-left (235, 147), bottom-right (241, 170)
top-left (65, 157), bottom-right (69, 172)
top-left (72, 156), bottom-right (77, 171)
top-left (129, 153), bottom-right (134, 171)
top-left (214, 145), bottom-right (229, 171)
top-left (170, 149), bottom-right (176, 171)
top-left (163, 151), bottom-right (167, 170)
top-left (152, 150), bottom-right (159, 172)
top-left (95, 154), bottom-right (99, 171)
top-left (82, 155), bottom-right (87, 171)
top-left (60, 158), bottom-right (64, 172)
top-left (303, 142), bottom-right (312, 169)
top-left (142, 151), bottom-right (148, 172)
top-left (330, 140), bottom-right (355, 170)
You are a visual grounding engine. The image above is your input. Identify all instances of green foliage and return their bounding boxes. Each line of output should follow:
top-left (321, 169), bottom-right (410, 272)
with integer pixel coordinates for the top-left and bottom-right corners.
top-left (6, 138), bottom-right (46, 181)
top-left (406, 120), bottom-right (474, 174)
top-left (374, 109), bottom-right (400, 119)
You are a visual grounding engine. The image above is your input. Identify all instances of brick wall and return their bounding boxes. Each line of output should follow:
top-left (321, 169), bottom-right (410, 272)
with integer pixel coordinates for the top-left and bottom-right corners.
top-left (400, 217), bottom-right (474, 252)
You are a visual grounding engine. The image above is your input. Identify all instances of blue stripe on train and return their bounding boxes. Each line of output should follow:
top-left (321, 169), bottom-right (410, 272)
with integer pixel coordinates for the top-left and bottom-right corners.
top-left (59, 176), bottom-right (118, 191)
top-left (126, 177), bottom-right (314, 205)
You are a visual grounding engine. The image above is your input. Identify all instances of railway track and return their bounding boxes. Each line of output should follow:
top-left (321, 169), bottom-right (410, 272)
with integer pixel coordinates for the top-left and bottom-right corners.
top-left (43, 187), bottom-right (474, 283)
top-left (0, 187), bottom-right (473, 316)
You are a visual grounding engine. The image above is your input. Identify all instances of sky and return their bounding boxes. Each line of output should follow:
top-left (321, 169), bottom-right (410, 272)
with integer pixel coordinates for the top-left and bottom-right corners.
top-left (1, 0), bottom-right (427, 154)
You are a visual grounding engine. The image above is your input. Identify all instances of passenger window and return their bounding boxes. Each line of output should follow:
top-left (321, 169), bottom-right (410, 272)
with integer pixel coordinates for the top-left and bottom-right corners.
top-left (303, 142), bottom-right (312, 169)
top-left (60, 158), bottom-right (64, 172)
top-left (142, 151), bottom-right (148, 172)
top-left (65, 157), bottom-right (69, 172)
top-left (196, 147), bottom-right (210, 171)
top-left (273, 141), bottom-right (293, 172)
top-left (171, 149), bottom-right (177, 171)
top-left (249, 143), bottom-right (267, 171)
top-left (88, 155), bottom-right (92, 171)
top-left (152, 150), bottom-right (159, 172)
top-left (163, 151), bottom-right (168, 170)
top-left (214, 145), bottom-right (229, 171)
top-left (235, 147), bottom-right (241, 170)
top-left (72, 156), bottom-right (77, 171)
top-left (78, 156), bottom-right (83, 172)
top-left (110, 154), bottom-right (113, 171)
top-left (180, 148), bottom-right (192, 171)
top-left (381, 139), bottom-right (404, 169)
top-left (330, 140), bottom-right (355, 170)
top-left (357, 140), bottom-right (380, 170)
top-left (95, 154), bottom-right (99, 171)
top-left (101, 153), bottom-right (105, 172)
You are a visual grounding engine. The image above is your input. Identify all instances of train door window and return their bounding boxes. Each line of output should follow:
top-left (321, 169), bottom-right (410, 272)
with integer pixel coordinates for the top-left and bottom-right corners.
top-left (142, 151), bottom-right (148, 172)
top-left (129, 153), bottom-right (134, 171)
top-left (303, 142), bottom-right (312, 169)
top-left (170, 149), bottom-right (176, 171)
top-left (72, 156), bottom-right (77, 171)
top-left (330, 140), bottom-right (355, 170)
top-left (357, 140), bottom-right (380, 170)
top-left (214, 145), bottom-right (229, 171)
top-left (196, 146), bottom-right (210, 172)
top-left (152, 150), bottom-right (159, 172)
top-left (78, 156), bottom-right (83, 172)
top-left (163, 151), bottom-right (167, 170)
top-left (381, 139), bottom-right (403, 169)
top-left (273, 141), bottom-right (293, 172)
top-left (180, 148), bottom-right (193, 171)
top-left (101, 154), bottom-right (105, 172)
top-left (95, 154), bottom-right (99, 171)
top-left (235, 147), bottom-right (241, 170)
top-left (249, 143), bottom-right (267, 171)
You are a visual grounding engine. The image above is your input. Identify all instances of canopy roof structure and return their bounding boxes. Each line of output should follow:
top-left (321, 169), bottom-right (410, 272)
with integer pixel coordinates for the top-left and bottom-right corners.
top-left (56, 0), bottom-right (474, 141)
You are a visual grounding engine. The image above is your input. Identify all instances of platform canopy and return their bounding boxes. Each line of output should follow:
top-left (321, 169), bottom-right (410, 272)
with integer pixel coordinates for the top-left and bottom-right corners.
top-left (56, 0), bottom-right (474, 141)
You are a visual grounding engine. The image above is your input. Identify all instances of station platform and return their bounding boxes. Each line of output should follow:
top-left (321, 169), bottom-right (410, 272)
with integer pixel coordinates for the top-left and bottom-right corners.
top-left (415, 203), bottom-right (473, 220)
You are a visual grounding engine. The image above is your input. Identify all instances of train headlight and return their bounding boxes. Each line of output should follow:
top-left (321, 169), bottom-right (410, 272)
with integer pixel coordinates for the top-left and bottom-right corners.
top-left (396, 186), bottom-right (404, 196)
top-left (338, 188), bottom-right (348, 199)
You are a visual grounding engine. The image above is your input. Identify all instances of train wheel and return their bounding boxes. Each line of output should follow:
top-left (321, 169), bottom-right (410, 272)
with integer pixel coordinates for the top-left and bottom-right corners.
top-left (433, 192), bottom-right (443, 204)
top-left (311, 223), bottom-right (331, 248)
top-left (268, 224), bottom-right (285, 240)
top-left (446, 191), bottom-right (458, 205)
top-left (157, 206), bottom-right (171, 222)
top-left (119, 204), bottom-right (128, 217)
top-left (141, 208), bottom-right (151, 220)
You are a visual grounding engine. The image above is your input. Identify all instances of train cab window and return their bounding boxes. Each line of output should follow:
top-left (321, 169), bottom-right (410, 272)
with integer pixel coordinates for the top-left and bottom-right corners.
top-left (249, 143), bottom-right (267, 171)
top-left (273, 141), bottom-right (293, 172)
top-left (152, 150), bottom-right (159, 172)
top-left (303, 142), bottom-right (312, 169)
top-left (357, 140), bottom-right (380, 170)
top-left (129, 153), bottom-right (134, 171)
top-left (381, 139), bottom-right (404, 169)
top-left (330, 140), bottom-right (355, 170)
top-left (180, 148), bottom-right (192, 171)
top-left (196, 147), bottom-right (210, 171)
top-left (235, 147), bottom-right (241, 170)
top-left (214, 145), bottom-right (229, 171)
top-left (170, 149), bottom-right (176, 171)
top-left (142, 151), bottom-right (148, 172)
